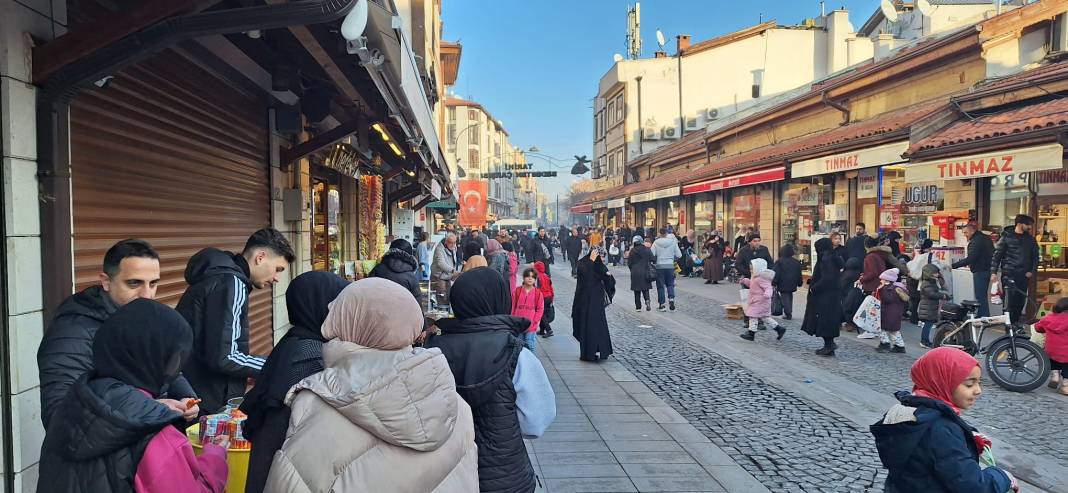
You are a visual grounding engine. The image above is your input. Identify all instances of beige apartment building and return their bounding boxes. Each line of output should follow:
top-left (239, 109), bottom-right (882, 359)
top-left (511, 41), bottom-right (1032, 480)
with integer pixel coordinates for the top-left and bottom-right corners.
top-left (444, 98), bottom-right (519, 221)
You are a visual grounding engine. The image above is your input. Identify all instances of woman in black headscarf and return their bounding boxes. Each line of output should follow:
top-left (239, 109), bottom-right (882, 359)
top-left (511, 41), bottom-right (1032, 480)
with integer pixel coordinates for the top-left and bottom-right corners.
top-left (801, 238), bottom-right (845, 357)
top-left (39, 299), bottom-right (229, 492)
top-left (573, 248), bottom-right (616, 361)
top-left (240, 271), bottom-right (349, 493)
top-left (425, 267), bottom-right (556, 493)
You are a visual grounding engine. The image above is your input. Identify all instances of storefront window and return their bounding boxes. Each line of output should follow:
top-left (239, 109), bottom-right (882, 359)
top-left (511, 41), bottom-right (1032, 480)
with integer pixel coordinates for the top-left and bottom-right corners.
top-left (694, 193), bottom-right (714, 236)
top-left (1034, 170), bottom-right (1068, 317)
top-left (882, 167), bottom-right (976, 248)
top-left (729, 187), bottom-right (760, 250)
top-left (642, 205), bottom-right (657, 231)
top-left (312, 177), bottom-right (344, 274)
top-left (666, 199), bottom-right (680, 229)
top-left (781, 178), bottom-right (844, 272)
top-left (988, 172), bottom-right (1032, 233)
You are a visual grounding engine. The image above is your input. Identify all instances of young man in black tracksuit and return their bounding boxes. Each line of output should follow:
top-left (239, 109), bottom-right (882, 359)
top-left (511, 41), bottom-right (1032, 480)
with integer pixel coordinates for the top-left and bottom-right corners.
top-left (177, 227), bottom-right (295, 414)
top-left (992, 214), bottom-right (1039, 325)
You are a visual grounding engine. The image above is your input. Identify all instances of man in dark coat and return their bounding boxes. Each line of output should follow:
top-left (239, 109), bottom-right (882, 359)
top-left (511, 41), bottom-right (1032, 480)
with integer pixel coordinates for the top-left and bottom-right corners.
top-left (369, 238), bottom-right (424, 304)
top-left (992, 214), bottom-right (1039, 324)
top-left (176, 227), bottom-right (295, 414)
top-left (37, 239), bottom-right (198, 428)
top-left (565, 226), bottom-right (585, 277)
top-left (772, 244), bottom-right (803, 320)
top-left (558, 225), bottom-right (570, 261)
top-left (618, 224), bottom-right (633, 254)
top-left (802, 238), bottom-right (845, 356)
top-left (845, 222), bottom-right (870, 262)
top-left (534, 227), bottom-right (554, 268)
top-left (736, 234), bottom-right (773, 327)
top-left (952, 224), bottom-right (995, 318)
top-left (627, 235), bottom-right (654, 311)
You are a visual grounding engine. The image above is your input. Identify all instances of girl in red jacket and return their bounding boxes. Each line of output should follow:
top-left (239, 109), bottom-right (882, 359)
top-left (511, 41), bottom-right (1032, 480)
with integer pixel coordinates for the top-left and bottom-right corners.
top-left (1035, 297), bottom-right (1068, 395)
top-left (535, 261), bottom-right (556, 338)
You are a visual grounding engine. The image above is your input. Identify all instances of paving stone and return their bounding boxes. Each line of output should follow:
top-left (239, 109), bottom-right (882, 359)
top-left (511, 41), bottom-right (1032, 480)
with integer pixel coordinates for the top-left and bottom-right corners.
top-left (604, 440), bottom-right (685, 452)
top-left (582, 405), bottom-right (648, 414)
top-left (537, 451), bottom-right (620, 466)
top-left (587, 413), bottom-right (656, 424)
top-left (543, 477), bottom-right (638, 493)
top-left (612, 451), bottom-right (697, 464)
top-left (661, 423), bottom-right (712, 443)
top-left (595, 421), bottom-right (672, 441)
top-left (539, 464), bottom-right (628, 479)
top-left (539, 431), bottom-right (603, 442)
top-left (533, 440), bottom-right (610, 454)
top-left (620, 462), bottom-right (709, 477)
top-left (643, 406), bottom-right (689, 424)
top-left (629, 475), bottom-right (724, 492)
top-left (678, 442), bottom-right (737, 467)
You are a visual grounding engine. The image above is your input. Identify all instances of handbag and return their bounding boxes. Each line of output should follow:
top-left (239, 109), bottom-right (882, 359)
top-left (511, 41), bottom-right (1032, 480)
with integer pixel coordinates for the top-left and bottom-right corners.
top-left (853, 295), bottom-right (882, 333)
top-left (771, 290), bottom-right (784, 316)
top-left (646, 262), bottom-right (657, 283)
top-left (739, 288), bottom-right (750, 310)
top-left (603, 276), bottom-right (617, 306)
top-left (542, 298), bottom-right (556, 323)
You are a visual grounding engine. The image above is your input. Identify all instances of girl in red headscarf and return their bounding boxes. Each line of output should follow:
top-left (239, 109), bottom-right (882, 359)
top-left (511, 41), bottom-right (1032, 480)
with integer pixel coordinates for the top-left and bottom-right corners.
top-left (870, 347), bottom-right (1017, 493)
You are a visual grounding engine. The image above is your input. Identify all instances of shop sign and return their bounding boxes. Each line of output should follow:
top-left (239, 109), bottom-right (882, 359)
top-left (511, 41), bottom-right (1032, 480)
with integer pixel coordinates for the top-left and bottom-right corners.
top-left (682, 167), bottom-right (785, 195)
top-left (904, 143), bottom-right (1064, 182)
top-left (431, 179), bottom-right (442, 200)
top-left (631, 186), bottom-right (681, 203)
top-left (593, 201), bottom-right (609, 209)
top-left (605, 198), bottom-right (627, 208)
top-left (791, 141), bottom-right (908, 178)
top-left (901, 184), bottom-right (943, 214)
top-left (824, 204), bottom-right (849, 221)
top-left (571, 203), bottom-right (593, 213)
top-left (880, 205), bottom-right (900, 230)
top-left (857, 168), bottom-right (879, 199)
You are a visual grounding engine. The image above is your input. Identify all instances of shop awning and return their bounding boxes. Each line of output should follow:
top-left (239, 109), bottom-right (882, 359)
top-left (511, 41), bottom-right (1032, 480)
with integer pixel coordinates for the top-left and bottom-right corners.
top-left (593, 200), bottom-right (608, 209)
top-left (904, 143), bottom-right (1065, 183)
top-left (571, 203), bottom-right (593, 213)
top-left (426, 198), bottom-right (458, 209)
top-left (791, 141), bottom-right (908, 178)
top-left (605, 198), bottom-right (627, 208)
top-left (682, 166), bottom-right (785, 195)
top-left (630, 186), bottom-right (680, 204)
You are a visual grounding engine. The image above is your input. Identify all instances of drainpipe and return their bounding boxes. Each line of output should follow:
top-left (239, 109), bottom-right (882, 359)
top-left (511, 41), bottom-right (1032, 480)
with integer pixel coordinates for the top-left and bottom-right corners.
top-left (821, 90), bottom-right (851, 125)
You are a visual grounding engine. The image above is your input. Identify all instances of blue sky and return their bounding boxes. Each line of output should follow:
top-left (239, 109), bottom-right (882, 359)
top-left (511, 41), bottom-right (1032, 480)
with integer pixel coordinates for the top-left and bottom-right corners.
top-left (442, 0), bottom-right (879, 197)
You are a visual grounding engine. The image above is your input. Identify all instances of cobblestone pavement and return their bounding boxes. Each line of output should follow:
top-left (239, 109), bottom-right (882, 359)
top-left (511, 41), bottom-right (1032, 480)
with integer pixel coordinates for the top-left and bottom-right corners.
top-left (650, 267), bottom-right (1068, 464)
top-left (550, 265), bottom-right (888, 492)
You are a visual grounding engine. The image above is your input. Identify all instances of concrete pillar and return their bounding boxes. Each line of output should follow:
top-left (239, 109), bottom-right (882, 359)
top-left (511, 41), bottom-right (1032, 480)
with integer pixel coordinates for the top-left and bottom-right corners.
top-left (875, 34), bottom-right (898, 61)
top-left (825, 10), bottom-right (853, 74)
top-left (0, 1), bottom-right (66, 491)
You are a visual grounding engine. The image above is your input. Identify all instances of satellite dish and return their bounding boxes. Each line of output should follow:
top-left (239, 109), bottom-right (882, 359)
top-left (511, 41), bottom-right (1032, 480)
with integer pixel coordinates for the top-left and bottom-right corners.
top-left (880, 0), bottom-right (899, 23)
top-left (915, 0), bottom-right (933, 16)
top-left (613, 53), bottom-right (624, 62)
top-left (656, 29), bottom-right (666, 50)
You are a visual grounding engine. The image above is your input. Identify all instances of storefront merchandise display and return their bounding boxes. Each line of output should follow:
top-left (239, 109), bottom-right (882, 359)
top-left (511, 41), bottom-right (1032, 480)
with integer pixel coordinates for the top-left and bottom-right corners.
top-left (359, 175), bottom-right (385, 261)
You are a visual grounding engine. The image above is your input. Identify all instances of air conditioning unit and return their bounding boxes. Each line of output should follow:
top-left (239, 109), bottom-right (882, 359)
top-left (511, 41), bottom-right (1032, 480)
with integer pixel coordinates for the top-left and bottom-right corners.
top-left (685, 117), bottom-right (699, 130)
top-left (706, 108), bottom-right (719, 120)
top-left (642, 127), bottom-right (660, 140)
top-left (662, 125), bottom-right (679, 139)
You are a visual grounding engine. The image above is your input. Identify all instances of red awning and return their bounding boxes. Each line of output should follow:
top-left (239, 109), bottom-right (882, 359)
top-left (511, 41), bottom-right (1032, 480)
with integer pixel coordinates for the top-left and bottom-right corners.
top-left (682, 166), bottom-right (785, 195)
top-left (570, 203), bottom-right (593, 213)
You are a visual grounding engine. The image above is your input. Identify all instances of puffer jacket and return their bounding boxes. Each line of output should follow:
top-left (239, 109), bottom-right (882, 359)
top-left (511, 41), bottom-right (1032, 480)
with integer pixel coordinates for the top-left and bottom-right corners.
top-left (370, 248), bottom-right (423, 302)
top-left (992, 226), bottom-right (1039, 276)
top-left (37, 286), bottom-right (195, 428)
top-left (743, 259), bottom-right (776, 318)
top-left (488, 251), bottom-right (511, 285)
top-left (265, 341), bottom-right (479, 493)
top-left (879, 282), bottom-right (910, 332)
top-left (861, 246), bottom-right (891, 294)
top-left (1034, 311), bottom-right (1068, 363)
top-left (917, 264), bottom-right (950, 323)
top-left (432, 243), bottom-right (460, 282)
top-left (651, 236), bottom-right (682, 269)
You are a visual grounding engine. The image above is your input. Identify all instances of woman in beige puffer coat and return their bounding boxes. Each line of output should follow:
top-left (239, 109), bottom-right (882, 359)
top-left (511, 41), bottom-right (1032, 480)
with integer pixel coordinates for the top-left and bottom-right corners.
top-left (264, 278), bottom-right (479, 492)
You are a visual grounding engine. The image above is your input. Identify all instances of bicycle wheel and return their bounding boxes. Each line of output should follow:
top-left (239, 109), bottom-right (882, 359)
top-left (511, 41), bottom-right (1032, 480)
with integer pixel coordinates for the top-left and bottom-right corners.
top-left (985, 337), bottom-right (1051, 393)
top-left (932, 322), bottom-right (976, 354)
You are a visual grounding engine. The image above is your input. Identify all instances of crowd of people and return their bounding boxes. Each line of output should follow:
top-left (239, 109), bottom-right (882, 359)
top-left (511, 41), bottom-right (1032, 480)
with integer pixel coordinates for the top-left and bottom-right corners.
top-left (35, 227), bottom-right (560, 492)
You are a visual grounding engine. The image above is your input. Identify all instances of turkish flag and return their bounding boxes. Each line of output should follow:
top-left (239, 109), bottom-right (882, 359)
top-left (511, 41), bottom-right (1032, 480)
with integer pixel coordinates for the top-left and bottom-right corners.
top-left (458, 180), bottom-right (489, 227)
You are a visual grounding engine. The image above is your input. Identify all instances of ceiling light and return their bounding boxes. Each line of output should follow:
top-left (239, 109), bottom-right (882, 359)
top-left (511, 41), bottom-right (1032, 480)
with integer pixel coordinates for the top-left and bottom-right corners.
top-left (372, 122), bottom-right (391, 142)
top-left (388, 142), bottom-right (404, 156)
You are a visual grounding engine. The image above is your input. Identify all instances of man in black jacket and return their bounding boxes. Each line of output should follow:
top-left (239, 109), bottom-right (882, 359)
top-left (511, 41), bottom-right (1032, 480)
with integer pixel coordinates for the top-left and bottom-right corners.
top-left (534, 227), bottom-right (554, 269)
top-left (845, 222), bottom-right (869, 262)
top-left (952, 223), bottom-right (995, 317)
top-left (565, 226), bottom-right (584, 277)
top-left (177, 227), bottom-right (295, 414)
top-left (37, 239), bottom-right (198, 428)
top-left (736, 234), bottom-right (773, 327)
top-left (370, 238), bottom-right (424, 305)
top-left (992, 214), bottom-right (1039, 324)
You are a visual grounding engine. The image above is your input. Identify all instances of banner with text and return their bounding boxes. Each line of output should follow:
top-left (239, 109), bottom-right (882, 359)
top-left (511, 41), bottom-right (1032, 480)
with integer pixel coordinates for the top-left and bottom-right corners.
top-left (904, 143), bottom-right (1064, 183)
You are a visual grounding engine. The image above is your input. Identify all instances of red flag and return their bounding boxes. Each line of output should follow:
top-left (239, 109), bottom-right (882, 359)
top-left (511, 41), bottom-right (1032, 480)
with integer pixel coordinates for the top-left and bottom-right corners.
top-left (458, 180), bottom-right (489, 227)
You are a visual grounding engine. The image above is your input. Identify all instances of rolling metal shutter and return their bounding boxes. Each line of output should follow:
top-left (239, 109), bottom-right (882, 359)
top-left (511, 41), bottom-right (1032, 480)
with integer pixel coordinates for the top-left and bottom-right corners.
top-left (70, 49), bottom-right (275, 354)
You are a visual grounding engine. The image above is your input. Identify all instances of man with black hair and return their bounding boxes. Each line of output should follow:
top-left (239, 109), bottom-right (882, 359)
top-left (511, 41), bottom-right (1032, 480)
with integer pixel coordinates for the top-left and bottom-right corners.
top-left (993, 214), bottom-right (1040, 324)
top-left (845, 222), bottom-right (869, 262)
top-left (953, 224), bottom-right (995, 318)
top-left (177, 227), bottom-right (295, 413)
top-left (38, 239), bottom-right (198, 427)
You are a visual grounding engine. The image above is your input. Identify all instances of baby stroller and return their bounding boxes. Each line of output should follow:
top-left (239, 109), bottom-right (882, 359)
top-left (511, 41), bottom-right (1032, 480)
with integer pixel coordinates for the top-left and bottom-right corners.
top-left (724, 256), bottom-right (741, 284)
top-left (690, 252), bottom-right (704, 278)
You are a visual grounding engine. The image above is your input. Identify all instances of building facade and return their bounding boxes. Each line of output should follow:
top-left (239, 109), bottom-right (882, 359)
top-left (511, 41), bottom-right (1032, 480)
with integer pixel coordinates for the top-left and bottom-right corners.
top-left (444, 97), bottom-right (519, 221)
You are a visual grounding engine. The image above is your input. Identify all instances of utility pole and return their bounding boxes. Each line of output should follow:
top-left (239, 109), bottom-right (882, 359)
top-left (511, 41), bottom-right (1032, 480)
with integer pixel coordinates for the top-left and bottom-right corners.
top-left (677, 35), bottom-right (685, 138)
top-left (556, 194), bottom-right (560, 226)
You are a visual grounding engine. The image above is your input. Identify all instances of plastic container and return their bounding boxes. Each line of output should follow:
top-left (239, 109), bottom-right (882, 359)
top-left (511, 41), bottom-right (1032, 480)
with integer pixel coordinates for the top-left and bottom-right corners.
top-left (186, 422), bottom-right (250, 493)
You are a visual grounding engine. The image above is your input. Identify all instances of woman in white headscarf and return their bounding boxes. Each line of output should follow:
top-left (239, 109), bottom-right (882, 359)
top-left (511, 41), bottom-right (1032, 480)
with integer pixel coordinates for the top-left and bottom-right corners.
top-left (265, 278), bottom-right (478, 492)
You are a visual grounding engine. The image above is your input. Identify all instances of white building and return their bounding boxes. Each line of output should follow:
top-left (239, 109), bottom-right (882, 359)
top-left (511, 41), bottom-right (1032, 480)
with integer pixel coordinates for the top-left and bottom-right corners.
top-left (444, 98), bottom-right (519, 221)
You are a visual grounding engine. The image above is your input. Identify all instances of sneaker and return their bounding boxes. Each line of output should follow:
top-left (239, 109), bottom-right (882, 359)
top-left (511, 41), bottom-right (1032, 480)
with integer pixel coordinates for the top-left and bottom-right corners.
top-left (658, 304), bottom-right (667, 312)
top-left (669, 300), bottom-right (676, 311)
top-left (919, 342), bottom-right (933, 349)
top-left (739, 331), bottom-right (755, 341)
top-left (636, 307), bottom-right (643, 312)
top-left (783, 315), bottom-right (792, 320)
top-left (704, 280), bottom-right (712, 284)
top-left (774, 326), bottom-right (786, 340)
top-left (891, 345), bottom-right (906, 354)
top-left (645, 304), bottom-right (652, 311)
top-left (858, 332), bottom-right (879, 339)
top-left (876, 342), bottom-right (891, 353)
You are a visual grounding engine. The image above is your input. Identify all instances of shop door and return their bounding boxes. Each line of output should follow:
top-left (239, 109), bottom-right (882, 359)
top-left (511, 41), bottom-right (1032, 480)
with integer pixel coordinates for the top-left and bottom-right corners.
top-left (70, 50), bottom-right (275, 354)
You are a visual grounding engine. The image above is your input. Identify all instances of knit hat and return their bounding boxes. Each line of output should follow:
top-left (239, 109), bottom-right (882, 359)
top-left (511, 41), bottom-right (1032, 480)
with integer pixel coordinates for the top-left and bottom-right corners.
top-left (633, 235), bottom-right (644, 244)
top-left (879, 268), bottom-right (900, 282)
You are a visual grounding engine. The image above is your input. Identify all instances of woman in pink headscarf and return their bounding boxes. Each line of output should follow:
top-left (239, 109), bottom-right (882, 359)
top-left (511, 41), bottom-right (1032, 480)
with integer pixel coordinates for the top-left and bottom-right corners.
top-left (870, 347), bottom-right (1017, 493)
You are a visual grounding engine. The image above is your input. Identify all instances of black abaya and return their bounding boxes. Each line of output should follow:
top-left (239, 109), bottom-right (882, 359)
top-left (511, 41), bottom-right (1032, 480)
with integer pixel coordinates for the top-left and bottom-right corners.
top-left (573, 254), bottom-right (614, 361)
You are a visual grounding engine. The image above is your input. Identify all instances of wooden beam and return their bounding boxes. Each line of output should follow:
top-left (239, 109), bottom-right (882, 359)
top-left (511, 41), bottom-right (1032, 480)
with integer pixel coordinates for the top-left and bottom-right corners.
top-left (281, 119), bottom-right (361, 169)
top-left (389, 182), bottom-right (422, 205)
top-left (33, 0), bottom-right (221, 84)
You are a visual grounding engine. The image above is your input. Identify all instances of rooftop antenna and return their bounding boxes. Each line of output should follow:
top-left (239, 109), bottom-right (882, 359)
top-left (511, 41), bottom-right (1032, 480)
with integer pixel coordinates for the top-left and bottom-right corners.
top-left (820, 1), bottom-right (826, 16)
top-left (880, 0), bottom-right (899, 34)
top-left (655, 28), bottom-right (666, 51)
top-left (916, 0), bottom-right (933, 15)
top-left (626, 3), bottom-right (642, 59)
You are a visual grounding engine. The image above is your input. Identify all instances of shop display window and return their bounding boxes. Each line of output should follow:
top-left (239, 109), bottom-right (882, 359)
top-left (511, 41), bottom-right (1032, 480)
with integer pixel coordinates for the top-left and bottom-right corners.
top-left (642, 206), bottom-right (657, 230)
top-left (666, 199), bottom-right (680, 229)
top-left (781, 177), bottom-right (846, 272)
top-left (881, 168), bottom-right (975, 248)
top-left (694, 194), bottom-right (715, 236)
top-left (988, 172), bottom-right (1032, 233)
top-left (729, 187), bottom-right (760, 250)
top-left (312, 177), bottom-right (343, 274)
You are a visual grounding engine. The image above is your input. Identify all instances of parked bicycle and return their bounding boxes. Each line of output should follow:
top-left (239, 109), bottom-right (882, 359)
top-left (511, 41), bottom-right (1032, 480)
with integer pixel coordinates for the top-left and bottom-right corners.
top-left (933, 300), bottom-right (1049, 392)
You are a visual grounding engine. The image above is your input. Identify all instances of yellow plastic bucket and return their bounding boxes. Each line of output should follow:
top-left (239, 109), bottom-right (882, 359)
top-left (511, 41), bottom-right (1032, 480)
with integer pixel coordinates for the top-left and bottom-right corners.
top-left (186, 423), bottom-right (250, 493)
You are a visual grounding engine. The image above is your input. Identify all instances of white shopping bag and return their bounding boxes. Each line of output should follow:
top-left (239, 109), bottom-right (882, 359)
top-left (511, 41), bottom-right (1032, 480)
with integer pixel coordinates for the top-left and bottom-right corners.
top-left (852, 295), bottom-right (882, 333)
top-left (739, 288), bottom-right (750, 311)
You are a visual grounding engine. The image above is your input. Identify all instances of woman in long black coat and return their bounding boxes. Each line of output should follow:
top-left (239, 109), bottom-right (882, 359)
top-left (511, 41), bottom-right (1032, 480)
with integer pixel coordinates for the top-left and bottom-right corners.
top-left (802, 238), bottom-right (845, 357)
top-left (573, 248), bottom-right (615, 361)
top-left (626, 236), bottom-right (654, 311)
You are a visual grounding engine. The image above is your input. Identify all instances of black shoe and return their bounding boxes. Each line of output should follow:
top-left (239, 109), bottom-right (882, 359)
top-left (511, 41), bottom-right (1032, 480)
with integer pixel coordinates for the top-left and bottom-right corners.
top-left (645, 303), bottom-right (651, 311)
top-left (816, 347), bottom-right (835, 357)
top-left (876, 342), bottom-right (891, 353)
top-left (669, 300), bottom-right (676, 311)
top-left (705, 280), bottom-right (712, 284)
top-left (740, 331), bottom-right (755, 341)
top-left (783, 315), bottom-right (792, 320)
top-left (891, 345), bottom-right (906, 354)
top-left (712, 281), bottom-right (719, 284)
top-left (774, 327), bottom-right (786, 340)
top-left (658, 304), bottom-right (667, 312)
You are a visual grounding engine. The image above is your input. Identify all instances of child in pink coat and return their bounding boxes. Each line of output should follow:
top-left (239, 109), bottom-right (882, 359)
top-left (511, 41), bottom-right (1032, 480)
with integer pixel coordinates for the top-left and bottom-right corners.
top-left (740, 258), bottom-right (785, 341)
top-left (512, 267), bottom-right (544, 352)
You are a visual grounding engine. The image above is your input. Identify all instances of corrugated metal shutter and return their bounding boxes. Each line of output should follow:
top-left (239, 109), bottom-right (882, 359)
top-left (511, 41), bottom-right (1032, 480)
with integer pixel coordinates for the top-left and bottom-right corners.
top-left (70, 49), bottom-right (275, 354)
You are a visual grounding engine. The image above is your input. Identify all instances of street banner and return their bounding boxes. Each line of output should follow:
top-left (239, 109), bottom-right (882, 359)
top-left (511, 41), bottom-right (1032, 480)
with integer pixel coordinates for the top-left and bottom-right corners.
top-left (458, 180), bottom-right (489, 226)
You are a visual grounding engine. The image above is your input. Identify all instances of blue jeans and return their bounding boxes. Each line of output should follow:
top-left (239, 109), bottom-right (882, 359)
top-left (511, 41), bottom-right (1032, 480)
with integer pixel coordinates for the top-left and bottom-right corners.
top-left (656, 267), bottom-right (676, 305)
top-left (524, 332), bottom-right (537, 353)
top-left (920, 322), bottom-right (935, 346)
top-left (972, 270), bottom-right (991, 318)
